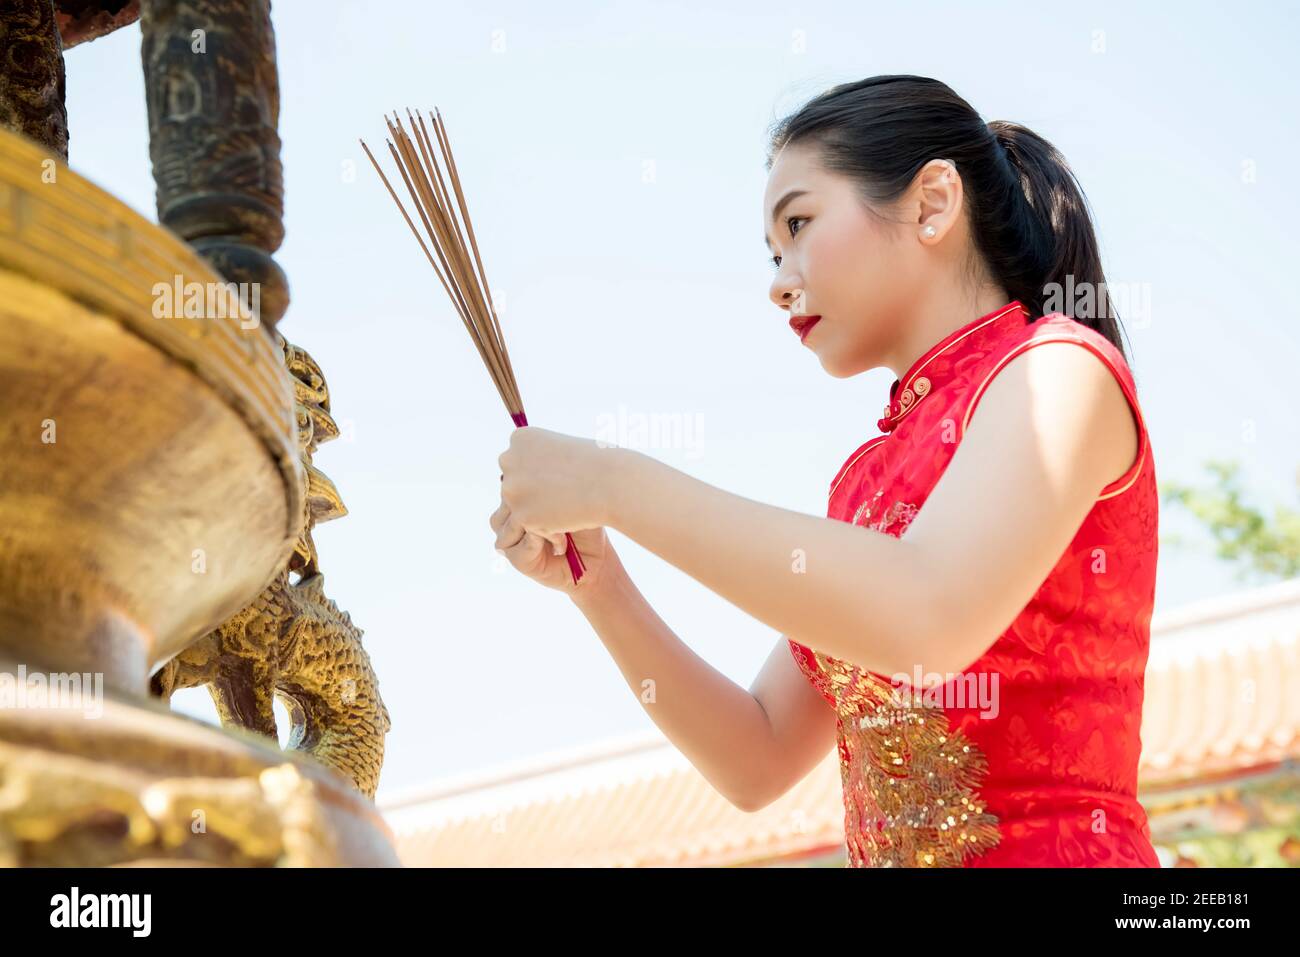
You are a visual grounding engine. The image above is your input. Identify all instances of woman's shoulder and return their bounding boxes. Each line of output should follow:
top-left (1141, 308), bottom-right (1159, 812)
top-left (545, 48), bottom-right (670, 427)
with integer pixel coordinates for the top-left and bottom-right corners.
top-left (986, 312), bottom-right (1138, 393)
top-left (963, 312), bottom-right (1144, 427)
top-left (965, 311), bottom-right (1150, 501)
top-left (1026, 312), bottom-right (1135, 377)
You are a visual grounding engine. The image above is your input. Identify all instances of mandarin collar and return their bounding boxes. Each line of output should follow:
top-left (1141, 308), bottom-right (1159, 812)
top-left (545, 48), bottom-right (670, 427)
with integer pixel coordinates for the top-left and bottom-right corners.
top-left (877, 300), bottom-right (1032, 433)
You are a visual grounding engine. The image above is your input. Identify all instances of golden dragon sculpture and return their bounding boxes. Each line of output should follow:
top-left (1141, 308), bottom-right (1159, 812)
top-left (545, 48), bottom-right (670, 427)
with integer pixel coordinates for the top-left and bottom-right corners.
top-left (151, 336), bottom-right (390, 799)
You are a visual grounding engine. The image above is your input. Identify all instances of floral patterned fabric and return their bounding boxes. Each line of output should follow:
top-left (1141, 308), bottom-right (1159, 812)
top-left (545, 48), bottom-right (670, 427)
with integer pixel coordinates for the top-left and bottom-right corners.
top-left (788, 300), bottom-right (1160, 867)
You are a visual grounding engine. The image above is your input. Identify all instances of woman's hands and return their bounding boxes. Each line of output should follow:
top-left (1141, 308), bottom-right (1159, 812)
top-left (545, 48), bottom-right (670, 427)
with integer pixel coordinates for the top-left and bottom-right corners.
top-left (491, 425), bottom-right (631, 597)
top-left (489, 499), bottom-right (617, 596)
top-left (496, 426), bottom-right (626, 540)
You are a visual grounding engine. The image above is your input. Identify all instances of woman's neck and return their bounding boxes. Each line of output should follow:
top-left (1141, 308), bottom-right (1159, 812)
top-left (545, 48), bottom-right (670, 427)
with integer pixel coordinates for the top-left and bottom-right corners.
top-left (886, 283), bottom-right (1013, 381)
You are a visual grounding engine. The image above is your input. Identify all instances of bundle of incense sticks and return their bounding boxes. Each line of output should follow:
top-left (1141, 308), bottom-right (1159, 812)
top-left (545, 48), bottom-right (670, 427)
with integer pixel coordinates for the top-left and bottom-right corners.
top-left (361, 109), bottom-right (586, 584)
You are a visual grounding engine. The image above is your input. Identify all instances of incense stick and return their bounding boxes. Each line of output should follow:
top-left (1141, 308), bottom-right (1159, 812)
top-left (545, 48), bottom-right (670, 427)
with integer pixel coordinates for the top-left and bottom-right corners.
top-left (361, 108), bottom-right (586, 584)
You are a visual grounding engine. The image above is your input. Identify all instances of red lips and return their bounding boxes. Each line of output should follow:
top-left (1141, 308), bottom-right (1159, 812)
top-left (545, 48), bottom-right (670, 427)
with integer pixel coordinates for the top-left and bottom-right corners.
top-left (789, 315), bottom-right (822, 341)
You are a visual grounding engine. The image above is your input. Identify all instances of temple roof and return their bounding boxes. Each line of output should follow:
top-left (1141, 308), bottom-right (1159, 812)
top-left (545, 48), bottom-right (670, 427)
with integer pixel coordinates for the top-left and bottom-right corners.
top-left (379, 578), bottom-right (1300, 867)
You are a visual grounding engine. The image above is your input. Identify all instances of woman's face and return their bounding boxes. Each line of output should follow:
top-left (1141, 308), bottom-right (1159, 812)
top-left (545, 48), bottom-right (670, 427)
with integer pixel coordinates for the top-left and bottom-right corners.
top-left (764, 142), bottom-right (935, 379)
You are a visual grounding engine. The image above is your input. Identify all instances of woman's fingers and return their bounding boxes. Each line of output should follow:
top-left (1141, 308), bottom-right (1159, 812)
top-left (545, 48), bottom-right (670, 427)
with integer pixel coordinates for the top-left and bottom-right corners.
top-left (498, 524), bottom-right (545, 574)
top-left (489, 501), bottom-right (508, 533)
top-left (512, 530), bottom-right (546, 564)
top-left (494, 511), bottom-right (527, 551)
top-left (491, 500), bottom-right (559, 569)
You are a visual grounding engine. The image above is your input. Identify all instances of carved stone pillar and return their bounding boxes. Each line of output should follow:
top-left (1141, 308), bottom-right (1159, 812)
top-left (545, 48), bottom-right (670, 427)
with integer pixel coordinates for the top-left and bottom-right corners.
top-left (139, 0), bottom-right (288, 331)
top-left (0, 0), bottom-right (68, 159)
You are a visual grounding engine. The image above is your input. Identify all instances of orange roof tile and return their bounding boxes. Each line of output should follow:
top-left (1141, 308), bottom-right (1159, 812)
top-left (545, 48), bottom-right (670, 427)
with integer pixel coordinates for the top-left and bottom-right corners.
top-left (380, 579), bottom-right (1300, 866)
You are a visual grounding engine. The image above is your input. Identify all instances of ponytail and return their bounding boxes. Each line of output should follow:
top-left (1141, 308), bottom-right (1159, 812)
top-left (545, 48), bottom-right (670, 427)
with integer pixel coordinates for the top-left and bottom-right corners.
top-left (985, 121), bottom-right (1127, 360)
top-left (768, 76), bottom-right (1128, 360)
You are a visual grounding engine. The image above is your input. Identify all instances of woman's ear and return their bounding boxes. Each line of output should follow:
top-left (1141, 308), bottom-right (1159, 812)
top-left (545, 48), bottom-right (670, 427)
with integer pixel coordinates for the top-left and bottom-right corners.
top-left (914, 158), bottom-right (963, 244)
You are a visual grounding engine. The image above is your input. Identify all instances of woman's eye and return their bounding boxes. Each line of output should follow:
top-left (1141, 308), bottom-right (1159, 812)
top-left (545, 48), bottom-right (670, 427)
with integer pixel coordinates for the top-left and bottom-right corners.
top-left (769, 217), bottom-right (806, 270)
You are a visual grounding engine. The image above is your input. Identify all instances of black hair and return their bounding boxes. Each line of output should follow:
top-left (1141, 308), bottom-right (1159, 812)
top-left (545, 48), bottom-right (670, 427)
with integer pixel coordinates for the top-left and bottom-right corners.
top-left (767, 75), bottom-right (1128, 360)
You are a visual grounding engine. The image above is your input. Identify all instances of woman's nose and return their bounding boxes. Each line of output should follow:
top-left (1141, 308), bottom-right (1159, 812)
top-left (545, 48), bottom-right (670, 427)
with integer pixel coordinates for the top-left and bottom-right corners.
top-left (770, 274), bottom-right (803, 310)
top-left (770, 281), bottom-right (804, 312)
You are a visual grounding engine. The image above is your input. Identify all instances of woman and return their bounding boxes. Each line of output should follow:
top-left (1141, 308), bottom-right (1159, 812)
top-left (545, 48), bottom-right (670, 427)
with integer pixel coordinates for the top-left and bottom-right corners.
top-left (491, 75), bottom-right (1158, 868)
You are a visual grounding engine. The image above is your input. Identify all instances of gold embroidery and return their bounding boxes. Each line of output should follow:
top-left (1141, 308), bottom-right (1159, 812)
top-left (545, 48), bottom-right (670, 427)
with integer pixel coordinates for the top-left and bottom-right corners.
top-left (851, 490), bottom-right (882, 527)
top-left (851, 495), bottom-right (919, 537)
top-left (812, 649), bottom-right (1001, 867)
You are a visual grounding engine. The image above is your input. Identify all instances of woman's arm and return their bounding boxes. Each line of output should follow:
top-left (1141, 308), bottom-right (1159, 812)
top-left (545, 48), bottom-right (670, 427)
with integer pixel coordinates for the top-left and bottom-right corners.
top-left (592, 341), bottom-right (1138, 677)
top-left (571, 547), bottom-right (837, 811)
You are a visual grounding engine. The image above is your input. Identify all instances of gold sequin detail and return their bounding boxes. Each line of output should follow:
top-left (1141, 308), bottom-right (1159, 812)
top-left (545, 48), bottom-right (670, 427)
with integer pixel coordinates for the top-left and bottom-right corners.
top-left (812, 650), bottom-right (1001, 867)
top-left (849, 493), bottom-right (919, 538)
top-left (851, 490), bottom-right (882, 527)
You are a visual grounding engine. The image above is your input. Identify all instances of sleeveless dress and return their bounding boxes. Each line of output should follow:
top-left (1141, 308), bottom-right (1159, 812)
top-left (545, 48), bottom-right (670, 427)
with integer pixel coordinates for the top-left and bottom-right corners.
top-left (788, 300), bottom-right (1161, 867)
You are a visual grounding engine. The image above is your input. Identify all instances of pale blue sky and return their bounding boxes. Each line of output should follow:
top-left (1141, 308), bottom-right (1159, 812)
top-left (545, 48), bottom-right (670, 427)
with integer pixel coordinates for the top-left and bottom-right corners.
top-left (61, 1), bottom-right (1299, 798)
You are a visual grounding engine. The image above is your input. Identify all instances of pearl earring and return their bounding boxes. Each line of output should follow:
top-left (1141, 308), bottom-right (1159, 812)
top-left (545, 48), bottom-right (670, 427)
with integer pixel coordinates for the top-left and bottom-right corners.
top-left (921, 225), bottom-right (937, 239)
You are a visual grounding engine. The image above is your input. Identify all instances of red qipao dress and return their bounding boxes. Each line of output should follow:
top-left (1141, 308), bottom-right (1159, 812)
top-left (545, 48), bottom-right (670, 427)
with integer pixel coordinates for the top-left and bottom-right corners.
top-left (788, 300), bottom-right (1161, 867)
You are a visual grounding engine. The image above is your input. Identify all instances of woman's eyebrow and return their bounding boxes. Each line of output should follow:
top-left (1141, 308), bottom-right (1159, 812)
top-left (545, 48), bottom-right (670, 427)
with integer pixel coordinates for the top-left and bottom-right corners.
top-left (763, 189), bottom-right (810, 250)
